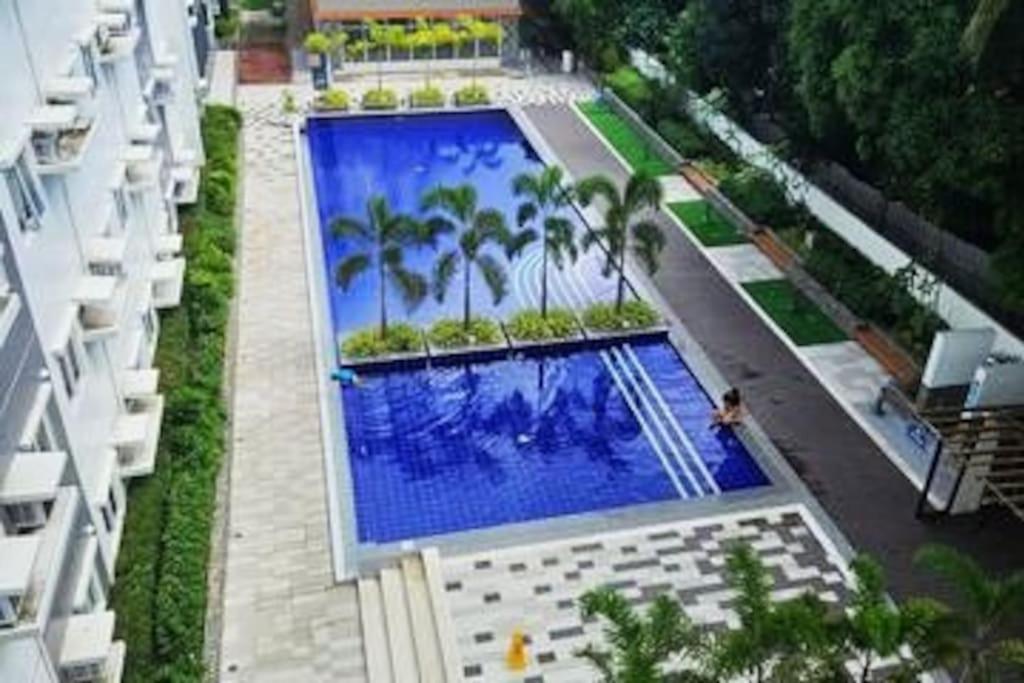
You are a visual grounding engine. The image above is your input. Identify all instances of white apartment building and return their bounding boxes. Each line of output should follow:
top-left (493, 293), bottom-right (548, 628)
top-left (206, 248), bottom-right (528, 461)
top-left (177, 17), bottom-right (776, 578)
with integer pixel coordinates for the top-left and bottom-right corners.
top-left (0, 1), bottom-right (213, 681)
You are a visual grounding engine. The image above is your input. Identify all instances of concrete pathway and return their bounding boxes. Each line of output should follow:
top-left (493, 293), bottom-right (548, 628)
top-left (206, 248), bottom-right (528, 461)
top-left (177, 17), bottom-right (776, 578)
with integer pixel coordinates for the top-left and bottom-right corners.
top-left (522, 104), bottom-right (1024, 599)
top-left (208, 50), bottom-right (237, 107)
top-left (218, 85), bottom-right (365, 682)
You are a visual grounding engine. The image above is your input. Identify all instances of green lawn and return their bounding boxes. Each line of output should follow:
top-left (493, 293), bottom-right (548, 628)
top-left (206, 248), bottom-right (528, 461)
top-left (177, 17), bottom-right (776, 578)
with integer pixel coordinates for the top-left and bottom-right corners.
top-left (743, 279), bottom-right (847, 346)
top-left (669, 200), bottom-right (747, 247)
top-left (578, 101), bottom-right (675, 176)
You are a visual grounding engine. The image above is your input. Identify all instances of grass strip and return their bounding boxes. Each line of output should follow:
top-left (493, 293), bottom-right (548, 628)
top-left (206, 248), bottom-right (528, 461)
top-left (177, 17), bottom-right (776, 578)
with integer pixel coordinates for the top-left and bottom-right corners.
top-left (669, 200), bottom-right (747, 247)
top-left (743, 279), bottom-right (847, 346)
top-left (578, 101), bottom-right (674, 176)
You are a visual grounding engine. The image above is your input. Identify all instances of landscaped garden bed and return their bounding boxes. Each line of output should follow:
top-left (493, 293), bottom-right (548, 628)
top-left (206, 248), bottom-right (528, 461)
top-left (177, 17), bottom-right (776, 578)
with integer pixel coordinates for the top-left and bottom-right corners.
top-left (577, 100), bottom-right (674, 176)
top-left (410, 85), bottom-right (445, 108)
top-left (425, 317), bottom-right (508, 358)
top-left (669, 200), bottom-right (747, 247)
top-left (581, 300), bottom-right (666, 339)
top-left (361, 87), bottom-right (398, 110)
top-left (453, 84), bottom-right (490, 107)
top-left (313, 88), bottom-right (349, 112)
top-left (340, 323), bottom-right (426, 364)
top-left (743, 279), bottom-right (848, 346)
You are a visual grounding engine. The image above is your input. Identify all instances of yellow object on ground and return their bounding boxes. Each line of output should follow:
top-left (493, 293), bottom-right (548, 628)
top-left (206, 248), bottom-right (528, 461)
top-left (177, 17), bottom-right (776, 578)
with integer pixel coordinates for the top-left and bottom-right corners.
top-left (506, 629), bottom-right (528, 671)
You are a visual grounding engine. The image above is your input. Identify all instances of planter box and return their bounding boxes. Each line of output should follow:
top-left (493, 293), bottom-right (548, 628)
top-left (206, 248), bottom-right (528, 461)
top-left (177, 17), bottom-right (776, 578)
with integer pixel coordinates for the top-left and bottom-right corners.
top-left (425, 338), bottom-right (510, 366)
top-left (340, 348), bottom-right (429, 373)
top-left (506, 328), bottom-right (587, 353)
top-left (680, 162), bottom-right (718, 193)
top-left (581, 324), bottom-right (671, 345)
top-left (752, 228), bottom-right (796, 270)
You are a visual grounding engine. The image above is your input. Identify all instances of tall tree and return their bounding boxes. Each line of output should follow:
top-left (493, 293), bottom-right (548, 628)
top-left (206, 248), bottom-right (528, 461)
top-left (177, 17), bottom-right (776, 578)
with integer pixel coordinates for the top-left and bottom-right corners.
top-left (513, 166), bottom-right (578, 316)
top-left (916, 544), bottom-right (1024, 682)
top-left (422, 184), bottom-right (535, 329)
top-left (331, 196), bottom-right (442, 337)
top-left (576, 171), bottom-right (665, 312)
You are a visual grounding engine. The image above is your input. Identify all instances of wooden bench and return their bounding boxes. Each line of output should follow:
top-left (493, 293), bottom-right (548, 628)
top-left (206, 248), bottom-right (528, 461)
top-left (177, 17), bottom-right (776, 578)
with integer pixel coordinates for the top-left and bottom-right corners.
top-left (679, 162), bottom-right (718, 193)
top-left (751, 229), bottom-right (796, 270)
top-left (854, 323), bottom-right (920, 391)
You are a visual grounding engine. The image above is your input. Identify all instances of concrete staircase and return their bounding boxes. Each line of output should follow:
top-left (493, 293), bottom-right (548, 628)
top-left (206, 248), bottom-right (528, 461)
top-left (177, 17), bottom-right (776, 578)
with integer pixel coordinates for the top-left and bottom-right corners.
top-left (358, 548), bottom-right (463, 682)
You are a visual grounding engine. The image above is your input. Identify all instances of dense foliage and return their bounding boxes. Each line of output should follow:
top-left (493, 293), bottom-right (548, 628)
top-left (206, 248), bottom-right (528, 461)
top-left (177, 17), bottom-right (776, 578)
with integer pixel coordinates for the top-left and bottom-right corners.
top-left (582, 300), bottom-right (660, 331)
top-left (112, 105), bottom-right (241, 683)
top-left (314, 88), bottom-right (349, 111)
top-left (341, 323), bottom-right (423, 357)
top-left (410, 85), bottom-right (445, 108)
top-left (454, 84), bottom-right (490, 106)
top-left (361, 87), bottom-right (398, 110)
top-left (507, 308), bottom-right (580, 341)
top-left (552, 0), bottom-right (1024, 309)
top-left (427, 317), bottom-right (502, 348)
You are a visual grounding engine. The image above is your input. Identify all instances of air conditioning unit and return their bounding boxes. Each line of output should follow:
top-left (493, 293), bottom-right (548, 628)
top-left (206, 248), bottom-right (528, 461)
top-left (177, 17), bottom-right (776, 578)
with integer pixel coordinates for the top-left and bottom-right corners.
top-left (5, 501), bottom-right (47, 532)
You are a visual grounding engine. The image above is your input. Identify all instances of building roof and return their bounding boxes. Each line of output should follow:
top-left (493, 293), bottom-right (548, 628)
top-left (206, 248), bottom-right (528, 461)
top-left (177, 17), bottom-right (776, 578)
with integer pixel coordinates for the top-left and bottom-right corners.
top-left (311, 0), bottom-right (522, 21)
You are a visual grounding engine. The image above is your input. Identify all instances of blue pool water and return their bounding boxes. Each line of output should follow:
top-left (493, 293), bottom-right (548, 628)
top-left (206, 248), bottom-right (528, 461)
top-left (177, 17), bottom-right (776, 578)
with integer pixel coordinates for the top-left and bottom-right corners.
top-left (306, 111), bottom-right (621, 337)
top-left (344, 341), bottom-right (769, 543)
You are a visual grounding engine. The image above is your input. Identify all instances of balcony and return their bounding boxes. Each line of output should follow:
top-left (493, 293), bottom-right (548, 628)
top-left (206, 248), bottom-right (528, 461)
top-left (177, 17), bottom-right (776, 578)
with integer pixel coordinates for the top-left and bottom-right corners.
top-left (151, 258), bottom-right (185, 309)
top-left (111, 394), bottom-right (164, 478)
top-left (0, 450), bottom-right (67, 533)
top-left (155, 232), bottom-right (182, 258)
top-left (122, 143), bottom-right (163, 193)
top-left (28, 105), bottom-right (98, 175)
top-left (43, 76), bottom-right (95, 103)
top-left (143, 66), bottom-right (175, 105)
top-left (94, 12), bottom-right (140, 63)
top-left (120, 368), bottom-right (160, 400)
top-left (3, 487), bottom-right (78, 630)
top-left (0, 287), bottom-right (22, 349)
top-left (49, 611), bottom-right (124, 683)
top-left (75, 275), bottom-right (127, 342)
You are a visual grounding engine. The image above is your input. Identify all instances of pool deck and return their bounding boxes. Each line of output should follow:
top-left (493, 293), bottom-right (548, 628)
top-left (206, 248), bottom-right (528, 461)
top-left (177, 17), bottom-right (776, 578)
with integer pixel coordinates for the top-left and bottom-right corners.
top-left (520, 104), bottom-right (1024, 600)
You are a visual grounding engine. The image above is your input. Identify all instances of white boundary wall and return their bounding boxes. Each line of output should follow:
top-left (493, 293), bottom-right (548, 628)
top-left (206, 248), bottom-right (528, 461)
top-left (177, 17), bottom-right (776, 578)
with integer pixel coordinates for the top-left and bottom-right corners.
top-left (627, 50), bottom-right (1024, 357)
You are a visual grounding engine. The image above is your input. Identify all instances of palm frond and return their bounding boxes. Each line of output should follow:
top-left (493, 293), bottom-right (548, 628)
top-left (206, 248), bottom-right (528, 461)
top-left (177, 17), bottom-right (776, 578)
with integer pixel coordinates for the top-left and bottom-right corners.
top-left (575, 174), bottom-right (619, 209)
top-left (422, 215), bottom-right (457, 243)
top-left (432, 250), bottom-right (459, 303)
top-left (962, 0), bottom-right (1012, 62)
top-left (475, 253), bottom-right (508, 304)
top-left (335, 253), bottom-right (372, 290)
top-left (546, 216), bottom-right (578, 265)
top-left (915, 544), bottom-right (994, 618)
top-left (473, 208), bottom-right (509, 241)
top-left (632, 219), bottom-right (666, 275)
top-left (388, 265), bottom-right (428, 312)
top-left (505, 228), bottom-right (537, 260)
top-left (331, 216), bottom-right (372, 240)
top-left (625, 171), bottom-right (664, 213)
top-left (516, 202), bottom-right (538, 228)
top-left (512, 172), bottom-right (540, 198)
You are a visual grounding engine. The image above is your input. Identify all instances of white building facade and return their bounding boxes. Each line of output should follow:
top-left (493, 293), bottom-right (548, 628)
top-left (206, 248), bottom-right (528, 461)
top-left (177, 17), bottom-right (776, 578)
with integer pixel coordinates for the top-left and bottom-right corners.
top-left (0, 1), bottom-right (211, 680)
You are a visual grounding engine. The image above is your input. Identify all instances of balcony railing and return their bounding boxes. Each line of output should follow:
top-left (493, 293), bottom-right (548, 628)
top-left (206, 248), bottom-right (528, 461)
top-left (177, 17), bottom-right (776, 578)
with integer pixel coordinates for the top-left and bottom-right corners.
top-left (28, 106), bottom-right (98, 175)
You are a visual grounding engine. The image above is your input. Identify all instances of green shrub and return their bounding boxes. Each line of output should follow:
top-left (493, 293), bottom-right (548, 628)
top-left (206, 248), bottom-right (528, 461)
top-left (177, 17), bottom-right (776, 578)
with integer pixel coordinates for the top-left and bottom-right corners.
top-left (411, 86), bottom-right (445, 108)
top-left (718, 167), bottom-right (797, 228)
top-left (656, 118), bottom-right (710, 159)
top-left (507, 308), bottom-right (579, 341)
top-left (583, 300), bottom-right (660, 331)
top-left (604, 66), bottom-right (651, 113)
top-left (214, 9), bottom-right (239, 41)
top-left (304, 31), bottom-right (331, 55)
top-left (315, 88), bottom-right (349, 111)
top-left (427, 317), bottom-right (501, 348)
top-left (597, 44), bottom-right (624, 73)
top-left (114, 103), bottom-right (242, 683)
top-left (454, 84), bottom-right (490, 106)
top-left (361, 88), bottom-right (398, 110)
top-left (341, 323), bottom-right (423, 357)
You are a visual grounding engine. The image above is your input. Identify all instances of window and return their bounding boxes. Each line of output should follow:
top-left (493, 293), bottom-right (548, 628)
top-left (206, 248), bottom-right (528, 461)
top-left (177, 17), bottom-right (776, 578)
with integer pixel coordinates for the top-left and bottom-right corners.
top-left (107, 487), bottom-right (118, 517)
top-left (113, 188), bottom-right (128, 230)
top-left (55, 336), bottom-right (84, 400)
top-left (3, 153), bottom-right (46, 233)
top-left (5, 501), bottom-right (47, 531)
top-left (63, 661), bottom-right (104, 683)
top-left (100, 504), bottom-right (113, 534)
top-left (142, 307), bottom-right (156, 341)
top-left (79, 42), bottom-right (98, 86)
top-left (0, 595), bottom-right (20, 627)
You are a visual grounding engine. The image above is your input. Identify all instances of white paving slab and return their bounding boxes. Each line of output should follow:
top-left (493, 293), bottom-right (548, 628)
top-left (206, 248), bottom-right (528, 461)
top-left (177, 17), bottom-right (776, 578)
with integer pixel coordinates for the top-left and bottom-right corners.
top-left (705, 244), bottom-right (783, 283)
top-left (659, 175), bottom-right (701, 203)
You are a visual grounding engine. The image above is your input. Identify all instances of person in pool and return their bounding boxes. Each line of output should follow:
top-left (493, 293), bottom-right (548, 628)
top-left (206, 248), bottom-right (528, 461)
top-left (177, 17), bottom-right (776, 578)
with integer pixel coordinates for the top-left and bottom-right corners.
top-left (332, 367), bottom-right (361, 387)
top-left (711, 387), bottom-right (743, 428)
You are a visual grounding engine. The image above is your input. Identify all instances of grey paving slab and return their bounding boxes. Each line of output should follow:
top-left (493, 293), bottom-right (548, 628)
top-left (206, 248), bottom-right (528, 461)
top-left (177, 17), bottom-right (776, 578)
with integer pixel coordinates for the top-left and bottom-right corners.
top-left (521, 104), bottom-right (1024, 601)
top-left (218, 85), bottom-right (365, 682)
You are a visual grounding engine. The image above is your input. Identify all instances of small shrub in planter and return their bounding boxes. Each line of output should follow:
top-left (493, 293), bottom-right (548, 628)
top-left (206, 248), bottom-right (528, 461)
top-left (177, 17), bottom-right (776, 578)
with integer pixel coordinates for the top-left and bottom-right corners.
top-left (454, 84), bottom-right (490, 106)
top-left (507, 309), bottom-right (579, 341)
top-left (341, 323), bottom-right (422, 358)
top-left (656, 118), bottom-right (710, 159)
top-left (411, 86), bottom-right (445, 108)
top-left (718, 167), bottom-right (797, 228)
top-left (427, 317), bottom-right (501, 349)
top-left (315, 88), bottom-right (349, 111)
top-left (603, 66), bottom-right (651, 112)
top-left (362, 88), bottom-right (398, 110)
top-left (583, 300), bottom-right (660, 332)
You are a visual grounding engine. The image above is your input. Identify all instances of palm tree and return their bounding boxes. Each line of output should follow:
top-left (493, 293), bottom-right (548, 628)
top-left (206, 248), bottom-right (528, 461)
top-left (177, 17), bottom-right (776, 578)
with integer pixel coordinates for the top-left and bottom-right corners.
top-left (513, 166), bottom-right (578, 316)
top-left (422, 184), bottom-right (535, 330)
top-left (577, 587), bottom-right (712, 683)
top-left (962, 0), bottom-right (1016, 62)
top-left (916, 544), bottom-right (1024, 682)
top-left (331, 195), bottom-right (442, 337)
top-left (410, 18), bottom-right (436, 88)
top-left (576, 171), bottom-right (666, 312)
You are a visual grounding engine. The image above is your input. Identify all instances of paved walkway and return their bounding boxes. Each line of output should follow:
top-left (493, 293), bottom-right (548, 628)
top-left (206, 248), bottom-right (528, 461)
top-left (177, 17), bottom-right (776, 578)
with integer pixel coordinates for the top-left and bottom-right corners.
top-left (218, 85), bottom-right (365, 682)
top-left (522, 105), bottom-right (1024, 599)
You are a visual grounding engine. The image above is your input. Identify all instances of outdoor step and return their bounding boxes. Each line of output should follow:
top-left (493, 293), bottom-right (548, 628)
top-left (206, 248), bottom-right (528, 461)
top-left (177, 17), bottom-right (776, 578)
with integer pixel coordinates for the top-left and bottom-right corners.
top-left (357, 577), bottom-right (395, 683)
top-left (421, 548), bottom-right (464, 682)
top-left (380, 566), bottom-right (420, 682)
top-left (401, 555), bottom-right (446, 683)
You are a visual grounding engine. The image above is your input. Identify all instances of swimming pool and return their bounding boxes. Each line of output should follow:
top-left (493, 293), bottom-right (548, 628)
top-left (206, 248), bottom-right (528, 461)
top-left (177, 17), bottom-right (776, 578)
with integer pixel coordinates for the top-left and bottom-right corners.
top-left (306, 110), bottom-right (620, 336)
top-left (344, 340), bottom-right (768, 543)
top-left (305, 110), bottom-right (769, 547)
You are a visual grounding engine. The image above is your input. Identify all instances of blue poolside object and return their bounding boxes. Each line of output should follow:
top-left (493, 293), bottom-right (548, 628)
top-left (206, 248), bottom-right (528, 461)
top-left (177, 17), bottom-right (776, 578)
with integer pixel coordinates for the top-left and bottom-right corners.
top-left (342, 341), bottom-right (768, 544)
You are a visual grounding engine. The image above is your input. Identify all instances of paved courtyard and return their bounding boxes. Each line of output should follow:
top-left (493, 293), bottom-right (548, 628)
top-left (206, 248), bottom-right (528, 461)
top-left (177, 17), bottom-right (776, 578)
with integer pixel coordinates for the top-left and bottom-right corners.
top-left (218, 85), bottom-right (364, 682)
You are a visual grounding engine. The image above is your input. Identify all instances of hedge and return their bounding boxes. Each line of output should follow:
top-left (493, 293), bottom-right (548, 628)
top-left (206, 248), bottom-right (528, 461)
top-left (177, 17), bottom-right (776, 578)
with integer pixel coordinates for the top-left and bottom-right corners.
top-left (112, 104), bottom-right (241, 683)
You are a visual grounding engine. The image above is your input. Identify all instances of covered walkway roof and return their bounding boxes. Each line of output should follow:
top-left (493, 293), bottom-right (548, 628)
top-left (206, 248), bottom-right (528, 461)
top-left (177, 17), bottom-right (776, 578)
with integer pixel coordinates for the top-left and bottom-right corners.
top-left (311, 0), bottom-right (522, 21)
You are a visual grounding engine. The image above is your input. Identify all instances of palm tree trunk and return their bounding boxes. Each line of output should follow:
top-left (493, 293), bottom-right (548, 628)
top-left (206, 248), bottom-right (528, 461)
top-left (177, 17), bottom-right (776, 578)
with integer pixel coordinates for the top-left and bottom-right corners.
top-left (463, 260), bottom-right (472, 330)
top-left (615, 241), bottom-right (627, 313)
top-left (541, 232), bottom-right (549, 317)
top-left (859, 653), bottom-right (872, 682)
top-left (379, 260), bottom-right (388, 337)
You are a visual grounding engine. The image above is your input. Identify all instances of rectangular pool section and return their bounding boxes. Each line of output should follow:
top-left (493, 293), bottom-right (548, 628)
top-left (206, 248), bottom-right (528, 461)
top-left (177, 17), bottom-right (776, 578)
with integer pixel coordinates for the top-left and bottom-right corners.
top-left (344, 342), bottom-right (768, 543)
top-left (305, 111), bottom-right (770, 546)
